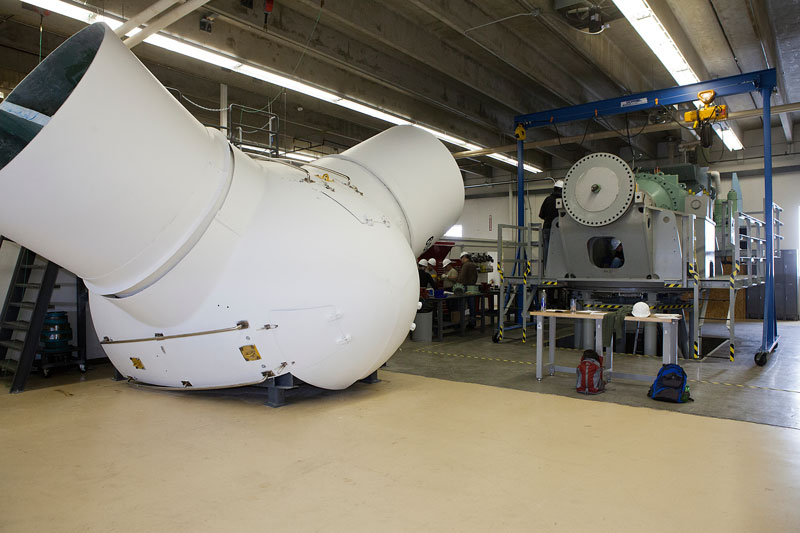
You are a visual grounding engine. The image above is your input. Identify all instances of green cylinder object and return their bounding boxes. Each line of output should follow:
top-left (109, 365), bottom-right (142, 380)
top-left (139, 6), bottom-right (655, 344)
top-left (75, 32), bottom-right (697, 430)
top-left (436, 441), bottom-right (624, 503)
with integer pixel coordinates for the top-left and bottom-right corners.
top-left (727, 188), bottom-right (739, 214)
top-left (634, 172), bottom-right (687, 211)
top-left (40, 311), bottom-right (72, 350)
top-left (713, 198), bottom-right (726, 225)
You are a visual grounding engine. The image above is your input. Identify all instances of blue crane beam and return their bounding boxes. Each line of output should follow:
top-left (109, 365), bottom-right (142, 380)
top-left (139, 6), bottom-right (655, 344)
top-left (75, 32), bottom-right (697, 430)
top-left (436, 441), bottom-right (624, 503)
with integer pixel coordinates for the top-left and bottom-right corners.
top-left (514, 69), bottom-right (776, 127)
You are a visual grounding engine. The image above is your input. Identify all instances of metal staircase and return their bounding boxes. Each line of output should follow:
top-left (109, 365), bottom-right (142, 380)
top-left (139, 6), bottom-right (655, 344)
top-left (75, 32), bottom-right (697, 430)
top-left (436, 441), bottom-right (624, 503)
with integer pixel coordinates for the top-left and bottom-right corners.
top-left (0, 238), bottom-right (87, 393)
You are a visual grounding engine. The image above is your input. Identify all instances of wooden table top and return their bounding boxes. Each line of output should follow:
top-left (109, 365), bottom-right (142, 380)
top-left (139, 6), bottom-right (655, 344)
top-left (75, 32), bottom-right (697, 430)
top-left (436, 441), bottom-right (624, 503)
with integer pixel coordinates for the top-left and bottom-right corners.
top-left (529, 310), bottom-right (681, 323)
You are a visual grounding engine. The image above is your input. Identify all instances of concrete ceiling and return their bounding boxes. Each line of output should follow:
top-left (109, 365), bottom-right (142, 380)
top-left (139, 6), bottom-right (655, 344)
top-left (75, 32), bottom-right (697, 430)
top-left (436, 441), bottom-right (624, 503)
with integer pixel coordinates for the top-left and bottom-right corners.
top-left (0, 0), bottom-right (797, 185)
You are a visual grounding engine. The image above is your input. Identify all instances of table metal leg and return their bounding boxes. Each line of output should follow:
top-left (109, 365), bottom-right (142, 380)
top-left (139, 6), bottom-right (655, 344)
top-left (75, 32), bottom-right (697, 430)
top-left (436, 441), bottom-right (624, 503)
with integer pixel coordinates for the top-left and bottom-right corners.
top-left (480, 295), bottom-right (486, 332)
top-left (436, 301), bottom-right (444, 341)
top-left (459, 298), bottom-right (466, 335)
top-left (594, 319), bottom-right (603, 355)
top-left (536, 315), bottom-right (544, 380)
top-left (663, 321), bottom-right (678, 365)
top-left (548, 316), bottom-right (556, 370)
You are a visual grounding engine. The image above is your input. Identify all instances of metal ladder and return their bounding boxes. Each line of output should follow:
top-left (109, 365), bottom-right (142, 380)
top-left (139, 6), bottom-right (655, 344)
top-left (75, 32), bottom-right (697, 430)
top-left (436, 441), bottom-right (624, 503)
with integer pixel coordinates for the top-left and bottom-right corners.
top-left (0, 238), bottom-right (79, 393)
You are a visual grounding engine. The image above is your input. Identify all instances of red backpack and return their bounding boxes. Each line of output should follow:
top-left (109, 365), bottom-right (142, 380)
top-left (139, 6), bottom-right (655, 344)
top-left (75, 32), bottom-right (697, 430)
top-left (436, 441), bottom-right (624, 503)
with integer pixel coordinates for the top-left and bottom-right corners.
top-left (576, 350), bottom-right (605, 394)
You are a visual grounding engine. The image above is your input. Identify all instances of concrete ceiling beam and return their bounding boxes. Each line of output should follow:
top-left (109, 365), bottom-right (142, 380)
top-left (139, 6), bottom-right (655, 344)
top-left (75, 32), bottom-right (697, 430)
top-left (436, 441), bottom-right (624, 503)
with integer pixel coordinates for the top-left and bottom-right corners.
top-left (747, 0), bottom-right (793, 143)
top-left (123, 0), bottom-right (211, 48)
top-left (114, 0), bottom-right (180, 37)
top-left (402, 0), bottom-right (655, 157)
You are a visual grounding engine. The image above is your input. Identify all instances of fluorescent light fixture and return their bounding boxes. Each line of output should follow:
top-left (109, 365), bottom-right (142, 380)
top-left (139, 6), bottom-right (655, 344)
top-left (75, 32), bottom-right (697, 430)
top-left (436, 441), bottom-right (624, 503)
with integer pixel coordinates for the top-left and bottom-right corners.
top-left (23, 0), bottom-right (546, 166)
top-left (145, 34), bottom-right (241, 70)
top-left (413, 125), bottom-right (480, 150)
top-left (25, 0), bottom-right (123, 29)
top-left (613, 0), bottom-right (743, 150)
top-left (488, 153), bottom-right (542, 173)
top-left (712, 122), bottom-right (744, 151)
top-left (612, 0), bottom-right (698, 86)
top-left (334, 98), bottom-right (410, 125)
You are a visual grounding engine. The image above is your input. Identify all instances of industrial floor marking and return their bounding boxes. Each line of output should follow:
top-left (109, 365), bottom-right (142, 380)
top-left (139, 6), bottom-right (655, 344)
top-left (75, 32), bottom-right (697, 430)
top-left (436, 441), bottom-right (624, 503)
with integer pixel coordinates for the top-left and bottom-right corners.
top-left (411, 347), bottom-right (800, 395)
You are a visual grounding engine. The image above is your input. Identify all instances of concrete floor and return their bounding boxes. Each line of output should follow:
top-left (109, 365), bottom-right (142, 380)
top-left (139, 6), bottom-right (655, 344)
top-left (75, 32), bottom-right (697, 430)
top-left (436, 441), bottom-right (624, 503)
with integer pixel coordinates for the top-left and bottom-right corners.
top-left (389, 320), bottom-right (800, 429)
top-left (1, 368), bottom-right (800, 531)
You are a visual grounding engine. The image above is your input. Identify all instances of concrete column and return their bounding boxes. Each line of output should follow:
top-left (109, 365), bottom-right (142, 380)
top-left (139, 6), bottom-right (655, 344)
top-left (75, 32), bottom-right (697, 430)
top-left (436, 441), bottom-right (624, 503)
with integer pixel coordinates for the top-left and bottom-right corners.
top-left (219, 83), bottom-right (228, 138)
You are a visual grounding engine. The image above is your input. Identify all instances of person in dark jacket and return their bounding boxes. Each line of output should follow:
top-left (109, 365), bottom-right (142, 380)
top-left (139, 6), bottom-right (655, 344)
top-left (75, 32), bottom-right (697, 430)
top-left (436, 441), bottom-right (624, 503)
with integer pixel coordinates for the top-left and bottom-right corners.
top-left (418, 259), bottom-right (436, 289)
top-left (539, 180), bottom-right (563, 267)
top-left (457, 252), bottom-right (478, 328)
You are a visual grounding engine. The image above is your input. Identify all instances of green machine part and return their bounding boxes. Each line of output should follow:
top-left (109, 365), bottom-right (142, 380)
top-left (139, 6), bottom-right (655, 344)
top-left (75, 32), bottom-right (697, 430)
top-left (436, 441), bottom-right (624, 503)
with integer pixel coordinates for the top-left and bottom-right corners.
top-left (634, 171), bottom-right (689, 211)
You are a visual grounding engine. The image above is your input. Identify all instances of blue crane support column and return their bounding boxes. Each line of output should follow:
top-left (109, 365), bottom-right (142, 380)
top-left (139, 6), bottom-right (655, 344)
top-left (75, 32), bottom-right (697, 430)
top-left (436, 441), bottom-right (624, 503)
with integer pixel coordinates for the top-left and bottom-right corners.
top-left (761, 85), bottom-right (779, 356)
top-left (517, 138), bottom-right (526, 324)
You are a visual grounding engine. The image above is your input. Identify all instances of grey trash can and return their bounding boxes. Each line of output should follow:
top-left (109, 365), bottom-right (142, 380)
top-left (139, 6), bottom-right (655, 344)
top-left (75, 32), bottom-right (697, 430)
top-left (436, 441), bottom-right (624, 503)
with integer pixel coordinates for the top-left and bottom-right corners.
top-left (411, 311), bottom-right (433, 342)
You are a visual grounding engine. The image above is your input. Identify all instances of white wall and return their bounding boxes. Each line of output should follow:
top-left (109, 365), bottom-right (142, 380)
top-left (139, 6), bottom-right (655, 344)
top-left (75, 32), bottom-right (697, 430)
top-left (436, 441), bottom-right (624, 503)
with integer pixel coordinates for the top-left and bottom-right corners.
top-left (458, 186), bottom-right (551, 241)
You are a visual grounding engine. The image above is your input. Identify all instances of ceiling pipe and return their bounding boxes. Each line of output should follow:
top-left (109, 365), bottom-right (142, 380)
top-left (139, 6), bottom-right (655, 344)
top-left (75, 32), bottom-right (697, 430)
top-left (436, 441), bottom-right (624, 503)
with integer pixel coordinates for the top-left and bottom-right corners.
top-left (114, 0), bottom-right (180, 37)
top-left (124, 0), bottom-right (210, 48)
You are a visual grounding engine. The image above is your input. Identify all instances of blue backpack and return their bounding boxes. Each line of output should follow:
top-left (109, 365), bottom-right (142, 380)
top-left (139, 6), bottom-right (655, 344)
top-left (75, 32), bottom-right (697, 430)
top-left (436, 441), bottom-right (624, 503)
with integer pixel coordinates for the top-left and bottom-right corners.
top-left (648, 364), bottom-right (693, 403)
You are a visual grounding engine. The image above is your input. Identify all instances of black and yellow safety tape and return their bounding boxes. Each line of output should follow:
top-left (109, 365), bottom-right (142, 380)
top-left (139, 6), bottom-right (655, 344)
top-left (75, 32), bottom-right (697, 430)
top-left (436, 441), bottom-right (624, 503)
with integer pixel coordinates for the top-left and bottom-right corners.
top-left (522, 327), bottom-right (527, 343)
top-left (664, 283), bottom-right (682, 288)
top-left (657, 303), bottom-right (693, 310)
top-left (412, 348), bottom-right (533, 366)
top-left (498, 265), bottom-right (504, 283)
top-left (729, 262), bottom-right (740, 290)
top-left (688, 263), bottom-right (700, 284)
top-left (729, 343), bottom-right (735, 362)
top-left (498, 324), bottom-right (504, 341)
top-left (543, 281), bottom-right (558, 285)
top-left (412, 348), bottom-right (800, 394)
top-left (691, 379), bottom-right (799, 394)
top-left (693, 341), bottom-right (699, 360)
top-left (584, 303), bottom-right (623, 309)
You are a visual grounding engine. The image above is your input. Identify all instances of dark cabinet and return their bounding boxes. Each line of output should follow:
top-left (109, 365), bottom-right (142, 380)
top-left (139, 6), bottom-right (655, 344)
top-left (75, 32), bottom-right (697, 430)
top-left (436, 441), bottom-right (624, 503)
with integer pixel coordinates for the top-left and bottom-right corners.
top-left (746, 249), bottom-right (799, 320)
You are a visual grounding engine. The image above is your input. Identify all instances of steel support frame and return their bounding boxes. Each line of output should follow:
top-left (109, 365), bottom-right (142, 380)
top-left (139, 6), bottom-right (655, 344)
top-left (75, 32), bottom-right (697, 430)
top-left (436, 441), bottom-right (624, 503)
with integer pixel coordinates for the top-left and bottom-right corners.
top-left (515, 69), bottom-right (779, 363)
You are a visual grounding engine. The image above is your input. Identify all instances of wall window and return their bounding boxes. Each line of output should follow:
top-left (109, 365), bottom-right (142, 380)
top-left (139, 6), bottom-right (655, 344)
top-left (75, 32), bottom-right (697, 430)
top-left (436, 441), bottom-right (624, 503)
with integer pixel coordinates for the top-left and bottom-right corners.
top-left (444, 224), bottom-right (463, 238)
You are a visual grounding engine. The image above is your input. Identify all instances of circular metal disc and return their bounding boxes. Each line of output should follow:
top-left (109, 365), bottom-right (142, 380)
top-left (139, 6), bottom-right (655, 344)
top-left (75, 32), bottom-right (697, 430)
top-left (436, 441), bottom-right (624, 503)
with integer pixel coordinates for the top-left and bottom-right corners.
top-left (562, 153), bottom-right (635, 227)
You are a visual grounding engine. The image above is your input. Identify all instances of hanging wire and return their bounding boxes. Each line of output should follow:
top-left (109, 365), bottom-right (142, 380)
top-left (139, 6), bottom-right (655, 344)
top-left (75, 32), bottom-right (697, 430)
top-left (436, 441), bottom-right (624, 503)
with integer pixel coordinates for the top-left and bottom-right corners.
top-left (38, 14), bottom-right (43, 63)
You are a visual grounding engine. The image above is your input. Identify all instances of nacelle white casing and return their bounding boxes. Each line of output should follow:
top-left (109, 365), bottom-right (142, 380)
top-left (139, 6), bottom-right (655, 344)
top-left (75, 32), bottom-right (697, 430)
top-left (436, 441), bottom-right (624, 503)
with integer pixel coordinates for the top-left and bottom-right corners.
top-left (0, 23), bottom-right (464, 390)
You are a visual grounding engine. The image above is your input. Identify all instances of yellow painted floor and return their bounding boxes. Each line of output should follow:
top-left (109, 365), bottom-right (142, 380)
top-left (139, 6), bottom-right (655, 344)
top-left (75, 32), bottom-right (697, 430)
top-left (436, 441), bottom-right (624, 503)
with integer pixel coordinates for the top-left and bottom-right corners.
top-left (1, 371), bottom-right (799, 532)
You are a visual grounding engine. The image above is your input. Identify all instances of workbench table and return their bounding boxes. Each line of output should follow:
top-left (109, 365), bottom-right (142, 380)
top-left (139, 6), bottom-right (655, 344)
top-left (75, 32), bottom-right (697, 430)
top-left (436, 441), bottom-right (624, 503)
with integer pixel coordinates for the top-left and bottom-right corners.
top-left (529, 310), bottom-right (682, 383)
top-left (430, 293), bottom-right (488, 341)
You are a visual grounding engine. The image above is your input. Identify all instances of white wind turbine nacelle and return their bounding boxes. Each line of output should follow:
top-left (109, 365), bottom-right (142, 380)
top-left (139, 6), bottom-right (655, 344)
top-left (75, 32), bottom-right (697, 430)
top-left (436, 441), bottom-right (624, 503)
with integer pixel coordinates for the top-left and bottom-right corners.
top-left (0, 23), bottom-right (464, 390)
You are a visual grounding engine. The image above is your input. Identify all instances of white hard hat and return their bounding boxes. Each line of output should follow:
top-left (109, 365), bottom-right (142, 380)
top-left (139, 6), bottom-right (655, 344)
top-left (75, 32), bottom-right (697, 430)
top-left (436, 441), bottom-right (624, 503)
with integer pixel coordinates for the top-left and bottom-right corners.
top-left (427, 258), bottom-right (436, 266)
top-left (632, 301), bottom-right (651, 318)
top-left (443, 258), bottom-right (452, 267)
top-left (554, 180), bottom-right (564, 188)
top-left (418, 259), bottom-right (427, 266)
top-left (611, 238), bottom-right (622, 249)
top-left (460, 251), bottom-right (470, 258)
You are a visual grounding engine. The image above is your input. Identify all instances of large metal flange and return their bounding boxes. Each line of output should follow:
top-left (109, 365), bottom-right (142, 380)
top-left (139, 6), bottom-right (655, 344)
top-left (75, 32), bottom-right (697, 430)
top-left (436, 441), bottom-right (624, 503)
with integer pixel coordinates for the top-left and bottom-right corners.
top-left (562, 152), bottom-right (635, 227)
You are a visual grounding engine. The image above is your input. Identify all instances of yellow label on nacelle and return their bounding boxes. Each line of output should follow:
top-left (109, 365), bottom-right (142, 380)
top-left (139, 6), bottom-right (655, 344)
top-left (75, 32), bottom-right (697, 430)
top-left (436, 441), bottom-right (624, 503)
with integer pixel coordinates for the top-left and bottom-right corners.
top-left (239, 344), bottom-right (262, 361)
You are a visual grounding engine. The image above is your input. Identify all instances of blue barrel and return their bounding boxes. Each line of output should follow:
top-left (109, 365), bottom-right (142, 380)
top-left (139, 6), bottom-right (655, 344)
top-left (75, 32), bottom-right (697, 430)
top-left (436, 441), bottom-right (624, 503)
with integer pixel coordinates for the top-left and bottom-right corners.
top-left (40, 311), bottom-right (72, 350)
